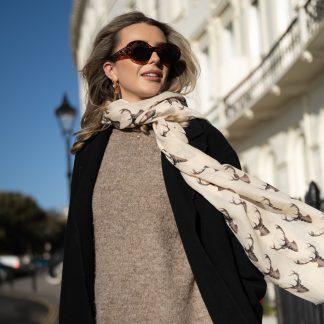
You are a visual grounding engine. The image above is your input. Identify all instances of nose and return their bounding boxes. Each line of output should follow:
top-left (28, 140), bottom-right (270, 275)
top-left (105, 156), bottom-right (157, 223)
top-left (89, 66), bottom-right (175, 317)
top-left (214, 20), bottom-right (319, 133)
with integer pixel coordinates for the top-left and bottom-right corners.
top-left (148, 50), bottom-right (161, 64)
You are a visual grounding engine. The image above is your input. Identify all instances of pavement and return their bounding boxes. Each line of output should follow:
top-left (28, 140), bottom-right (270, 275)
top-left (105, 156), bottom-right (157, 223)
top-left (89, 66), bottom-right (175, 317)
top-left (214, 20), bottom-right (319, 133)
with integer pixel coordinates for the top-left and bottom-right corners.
top-left (0, 271), bottom-right (278, 324)
top-left (0, 271), bottom-right (60, 324)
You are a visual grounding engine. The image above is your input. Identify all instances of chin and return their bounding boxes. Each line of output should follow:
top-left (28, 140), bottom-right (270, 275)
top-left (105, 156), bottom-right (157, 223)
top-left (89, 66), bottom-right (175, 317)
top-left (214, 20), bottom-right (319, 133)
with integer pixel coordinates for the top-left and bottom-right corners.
top-left (139, 87), bottom-right (163, 99)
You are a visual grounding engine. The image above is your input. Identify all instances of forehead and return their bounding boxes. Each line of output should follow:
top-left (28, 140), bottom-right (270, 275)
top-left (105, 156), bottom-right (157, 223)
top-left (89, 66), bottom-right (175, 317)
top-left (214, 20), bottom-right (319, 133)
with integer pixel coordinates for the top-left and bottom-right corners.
top-left (116, 23), bottom-right (167, 49)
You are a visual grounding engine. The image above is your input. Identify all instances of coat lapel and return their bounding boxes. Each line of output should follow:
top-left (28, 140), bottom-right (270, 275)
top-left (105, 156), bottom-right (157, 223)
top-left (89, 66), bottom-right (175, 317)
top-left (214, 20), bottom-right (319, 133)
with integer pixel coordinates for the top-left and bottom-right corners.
top-left (66, 125), bottom-right (113, 320)
top-left (185, 117), bottom-right (207, 150)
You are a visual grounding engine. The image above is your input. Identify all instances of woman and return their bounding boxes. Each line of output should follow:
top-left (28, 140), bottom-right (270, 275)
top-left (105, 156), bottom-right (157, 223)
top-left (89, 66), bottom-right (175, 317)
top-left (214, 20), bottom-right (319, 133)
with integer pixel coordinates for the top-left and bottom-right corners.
top-left (59, 11), bottom-right (267, 324)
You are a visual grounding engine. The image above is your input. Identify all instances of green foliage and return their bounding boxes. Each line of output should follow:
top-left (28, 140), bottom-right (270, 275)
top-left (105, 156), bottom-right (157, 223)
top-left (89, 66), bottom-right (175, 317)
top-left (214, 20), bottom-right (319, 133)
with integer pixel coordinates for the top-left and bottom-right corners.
top-left (262, 300), bottom-right (274, 316)
top-left (261, 293), bottom-right (275, 316)
top-left (44, 209), bottom-right (66, 251)
top-left (0, 191), bottom-right (66, 255)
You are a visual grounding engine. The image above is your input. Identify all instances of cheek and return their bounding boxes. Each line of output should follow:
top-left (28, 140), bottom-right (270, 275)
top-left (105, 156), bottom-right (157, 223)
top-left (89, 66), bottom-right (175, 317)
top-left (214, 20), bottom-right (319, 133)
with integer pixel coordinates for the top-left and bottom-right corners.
top-left (117, 61), bottom-right (141, 82)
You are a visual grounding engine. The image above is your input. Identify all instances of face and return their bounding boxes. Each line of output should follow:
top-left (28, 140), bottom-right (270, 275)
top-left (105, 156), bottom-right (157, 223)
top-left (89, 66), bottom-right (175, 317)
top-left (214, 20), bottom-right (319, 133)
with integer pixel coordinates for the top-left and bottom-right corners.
top-left (103, 23), bottom-right (170, 102)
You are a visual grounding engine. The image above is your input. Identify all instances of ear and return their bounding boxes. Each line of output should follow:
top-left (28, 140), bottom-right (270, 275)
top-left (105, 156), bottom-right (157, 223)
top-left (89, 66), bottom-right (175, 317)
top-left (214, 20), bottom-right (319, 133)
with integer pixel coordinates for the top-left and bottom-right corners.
top-left (103, 61), bottom-right (118, 81)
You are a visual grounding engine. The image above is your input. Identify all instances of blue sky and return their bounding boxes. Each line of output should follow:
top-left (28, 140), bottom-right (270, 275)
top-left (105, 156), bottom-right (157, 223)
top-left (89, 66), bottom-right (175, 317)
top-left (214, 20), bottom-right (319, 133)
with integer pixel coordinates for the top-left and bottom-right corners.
top-left (0, 1), bottom-right (80, 212)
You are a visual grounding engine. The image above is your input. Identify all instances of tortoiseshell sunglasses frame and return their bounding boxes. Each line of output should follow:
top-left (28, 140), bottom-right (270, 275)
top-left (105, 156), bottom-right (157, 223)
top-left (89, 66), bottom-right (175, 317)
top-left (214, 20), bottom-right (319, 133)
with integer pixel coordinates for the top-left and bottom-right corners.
top-left (109, 40), bottom-right (181, 65)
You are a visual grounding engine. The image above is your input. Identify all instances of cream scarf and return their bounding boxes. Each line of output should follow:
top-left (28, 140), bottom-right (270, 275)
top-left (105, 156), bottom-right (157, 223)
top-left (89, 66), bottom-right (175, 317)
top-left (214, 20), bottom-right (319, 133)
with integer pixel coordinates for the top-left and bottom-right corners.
top-left (102, 91), bottom-right (324, 304)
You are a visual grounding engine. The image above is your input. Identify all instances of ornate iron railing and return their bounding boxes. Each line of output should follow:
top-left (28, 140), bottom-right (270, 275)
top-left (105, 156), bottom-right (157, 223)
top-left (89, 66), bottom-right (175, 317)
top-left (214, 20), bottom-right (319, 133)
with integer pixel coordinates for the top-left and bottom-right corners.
top-left (221, 0), bottom-right (324, 126)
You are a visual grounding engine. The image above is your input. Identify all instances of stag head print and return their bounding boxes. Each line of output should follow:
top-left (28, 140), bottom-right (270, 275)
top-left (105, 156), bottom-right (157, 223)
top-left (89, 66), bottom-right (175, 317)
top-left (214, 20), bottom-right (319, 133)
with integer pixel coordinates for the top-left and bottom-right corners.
top-left (219, 208), bottom-right (238, 234)
top-left (309, 230), bottom-right (324, 237)
top-left (229, 197), bottom-right (248, 213)
top-left (295, 243), bottom-right (324, 268)
top-left (283, 271), bottom-right (309, 293)
top-left (282, 203), bottom-right (312, 223)
top-left (252, 207), bottom-right (270, 236)
top-left (192, 165), bottom-right (210, 175)
top-left (160, 123), bottom-right (171, 137)
top-left (161, 149), bottom-right (188, 166)
top-left (139, 109), bottom-right (158, 124)
top-left (120, 108), bottom-right (144, 126)
top-left (166, 97), bottom-right (186, 109)
top-left (261, 183), bottom-right (279, 192)
top-left (263, 254), bottom-right (280, 279)
top-left (271, 225), bottom-right (298, 252)
top-left (260, 197), bottom-right (283, 212)
top-left (224, 165), bottom-right (251, 183)
top-left (244, 234), bottom-right (259, 262)
top-left (215, 185), bottom-right (236, 194)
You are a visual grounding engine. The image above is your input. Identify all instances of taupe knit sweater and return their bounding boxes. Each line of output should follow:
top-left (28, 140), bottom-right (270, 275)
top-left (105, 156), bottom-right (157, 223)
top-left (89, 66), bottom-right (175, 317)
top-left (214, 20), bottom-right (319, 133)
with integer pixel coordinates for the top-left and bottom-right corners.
top-left (92, 128), bottom-right (213, 324)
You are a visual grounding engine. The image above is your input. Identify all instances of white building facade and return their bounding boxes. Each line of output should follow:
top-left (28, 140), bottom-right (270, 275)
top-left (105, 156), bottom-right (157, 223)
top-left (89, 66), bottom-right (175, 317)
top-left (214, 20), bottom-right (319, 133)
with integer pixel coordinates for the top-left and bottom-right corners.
top-left (71, 0), bottom-right (324, 315)
top-left (71, 0), bottom-right (324, 203)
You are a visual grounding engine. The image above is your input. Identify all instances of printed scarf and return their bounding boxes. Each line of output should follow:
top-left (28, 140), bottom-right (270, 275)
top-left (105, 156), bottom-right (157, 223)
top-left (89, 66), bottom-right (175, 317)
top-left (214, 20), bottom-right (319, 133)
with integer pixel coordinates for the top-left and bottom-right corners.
top-left (102, 91), bottom-right (324, 304)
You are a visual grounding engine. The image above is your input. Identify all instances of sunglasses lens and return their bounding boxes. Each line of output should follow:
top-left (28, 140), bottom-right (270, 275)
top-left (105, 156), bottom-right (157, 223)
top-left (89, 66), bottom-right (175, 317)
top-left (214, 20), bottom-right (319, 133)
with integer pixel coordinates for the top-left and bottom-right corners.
top-left (126, 41), bottom-right (181, 64)
top-left (158, 44), bottom-right (181, 64)
top-left (130, 42), bottom-right (152, 62)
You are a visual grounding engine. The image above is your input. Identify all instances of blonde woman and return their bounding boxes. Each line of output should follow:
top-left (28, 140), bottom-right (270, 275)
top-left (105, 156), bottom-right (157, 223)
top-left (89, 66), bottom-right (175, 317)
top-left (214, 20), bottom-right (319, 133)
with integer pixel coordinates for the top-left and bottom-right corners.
top-left (59, 11), bottom-right (267, 324)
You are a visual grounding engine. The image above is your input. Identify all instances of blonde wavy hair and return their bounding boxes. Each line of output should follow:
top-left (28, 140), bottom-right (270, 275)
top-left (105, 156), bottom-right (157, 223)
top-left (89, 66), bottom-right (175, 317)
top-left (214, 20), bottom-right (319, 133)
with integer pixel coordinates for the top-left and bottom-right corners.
top-left (71, 11), bottom-right (200, 154)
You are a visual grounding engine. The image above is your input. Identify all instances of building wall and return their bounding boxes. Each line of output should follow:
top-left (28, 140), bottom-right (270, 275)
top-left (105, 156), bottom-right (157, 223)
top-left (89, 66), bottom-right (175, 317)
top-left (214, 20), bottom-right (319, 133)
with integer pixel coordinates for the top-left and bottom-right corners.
top-left (237, 72), bottom-right (324, 198)
top-left (71, 0), bottom-right (324, 198)
top-left (71, 0), bottom-right (324, 315)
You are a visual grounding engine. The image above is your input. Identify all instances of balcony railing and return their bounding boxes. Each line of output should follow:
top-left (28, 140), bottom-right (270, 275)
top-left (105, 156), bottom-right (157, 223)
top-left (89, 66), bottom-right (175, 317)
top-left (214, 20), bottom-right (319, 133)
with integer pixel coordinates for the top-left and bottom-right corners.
top-left (221, 0), bottom-right (324, 127)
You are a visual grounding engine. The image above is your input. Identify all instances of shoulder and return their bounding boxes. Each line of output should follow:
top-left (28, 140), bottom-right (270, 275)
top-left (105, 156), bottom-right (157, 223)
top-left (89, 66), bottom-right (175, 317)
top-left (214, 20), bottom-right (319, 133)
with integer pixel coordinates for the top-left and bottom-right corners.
top-left (74, 127), bottom-right (112, 160)
top-left (187, 117), bottom-right (228, 142)
top-left (70, 127), bottom-right (112, 189)
top-left (188, 118), bottom-right (241, 168)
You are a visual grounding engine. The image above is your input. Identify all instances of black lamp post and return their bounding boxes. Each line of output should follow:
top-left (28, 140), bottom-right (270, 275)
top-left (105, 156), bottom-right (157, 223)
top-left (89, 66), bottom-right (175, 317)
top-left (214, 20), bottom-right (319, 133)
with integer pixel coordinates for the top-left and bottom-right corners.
top-left (305, 181), bottom-right (322, 211)
top-left (55, 94), bottom-right (77, 201)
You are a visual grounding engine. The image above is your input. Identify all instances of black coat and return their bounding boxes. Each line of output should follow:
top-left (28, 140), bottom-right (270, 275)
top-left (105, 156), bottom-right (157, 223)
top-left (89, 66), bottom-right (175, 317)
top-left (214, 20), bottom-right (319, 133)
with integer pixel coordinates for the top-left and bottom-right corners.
top-left (59, 118), bottom-right (267, 324)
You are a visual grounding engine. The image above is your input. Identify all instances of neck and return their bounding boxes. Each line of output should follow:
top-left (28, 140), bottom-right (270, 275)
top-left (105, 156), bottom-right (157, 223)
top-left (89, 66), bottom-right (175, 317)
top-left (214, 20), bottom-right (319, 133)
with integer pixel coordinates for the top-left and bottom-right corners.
top-left (120, 91), bottom-right (165, 103)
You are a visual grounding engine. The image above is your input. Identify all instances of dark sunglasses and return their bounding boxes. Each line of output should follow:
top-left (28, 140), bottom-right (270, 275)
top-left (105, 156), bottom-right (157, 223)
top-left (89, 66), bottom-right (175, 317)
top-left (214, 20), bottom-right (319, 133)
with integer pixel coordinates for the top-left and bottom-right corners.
top-left (109, 40), bottom-right (181, 65)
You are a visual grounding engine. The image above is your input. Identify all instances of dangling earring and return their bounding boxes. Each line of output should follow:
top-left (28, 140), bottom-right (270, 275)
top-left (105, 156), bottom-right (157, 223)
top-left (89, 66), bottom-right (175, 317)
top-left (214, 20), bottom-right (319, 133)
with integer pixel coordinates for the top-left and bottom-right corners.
top-left (113, 79), bottom-right (121, 100)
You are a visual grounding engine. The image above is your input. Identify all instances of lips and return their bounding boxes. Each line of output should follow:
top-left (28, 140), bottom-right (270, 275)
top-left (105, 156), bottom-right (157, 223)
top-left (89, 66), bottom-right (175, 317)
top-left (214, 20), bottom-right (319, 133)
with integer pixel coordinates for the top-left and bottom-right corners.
top-left (141, 69), bottom-right (162, 77)
top-left (141, 69), bottom-right (163, 81)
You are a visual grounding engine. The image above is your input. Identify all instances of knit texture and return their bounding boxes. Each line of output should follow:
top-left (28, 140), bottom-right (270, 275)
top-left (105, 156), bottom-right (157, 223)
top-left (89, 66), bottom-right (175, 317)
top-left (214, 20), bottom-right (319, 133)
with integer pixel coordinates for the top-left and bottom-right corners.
top-left (92, 128), bottom-right (213, 323)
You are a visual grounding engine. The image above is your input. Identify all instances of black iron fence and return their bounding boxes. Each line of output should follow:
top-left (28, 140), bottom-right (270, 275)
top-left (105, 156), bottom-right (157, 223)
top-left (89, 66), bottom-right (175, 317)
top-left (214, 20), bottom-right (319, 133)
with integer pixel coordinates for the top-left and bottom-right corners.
top-left (275, 181), bottom-right (324, 324)
top-left (276, 286), bottom-right (324, 324)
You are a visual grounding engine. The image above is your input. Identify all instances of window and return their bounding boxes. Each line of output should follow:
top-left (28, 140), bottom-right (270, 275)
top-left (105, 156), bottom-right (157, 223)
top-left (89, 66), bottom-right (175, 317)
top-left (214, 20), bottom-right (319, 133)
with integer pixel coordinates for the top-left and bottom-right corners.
top-left (249, 0), bottom-right (262, 58)
top-left (277, 163), bottom-right (289, 193)
top-left (194, 41), bottom-right (213, 113)
top-left (223, 21), bottom-right (236, 58)
top-left (295, 134), bottom-right (308, 198)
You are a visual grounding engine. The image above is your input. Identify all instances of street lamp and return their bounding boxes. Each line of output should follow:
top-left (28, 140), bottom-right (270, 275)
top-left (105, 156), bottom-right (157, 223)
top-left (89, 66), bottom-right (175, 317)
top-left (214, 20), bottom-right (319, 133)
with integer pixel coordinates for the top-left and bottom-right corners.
top-left (55, 94), bottom-right (77, 201)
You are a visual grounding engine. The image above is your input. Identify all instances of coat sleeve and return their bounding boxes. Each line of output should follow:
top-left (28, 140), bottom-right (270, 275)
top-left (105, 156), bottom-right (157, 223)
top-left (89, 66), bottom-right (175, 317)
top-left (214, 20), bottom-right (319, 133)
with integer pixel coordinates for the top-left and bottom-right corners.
top-left (202, 119), bottom-right (267, 310)
top-left (59, 149), bottom-right (96, 324)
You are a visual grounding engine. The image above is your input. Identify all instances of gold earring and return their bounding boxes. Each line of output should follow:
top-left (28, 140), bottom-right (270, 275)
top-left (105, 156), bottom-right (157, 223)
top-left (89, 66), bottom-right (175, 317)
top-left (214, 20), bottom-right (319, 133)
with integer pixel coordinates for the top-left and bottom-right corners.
top-left (113, 79), bottom-right (121, 100)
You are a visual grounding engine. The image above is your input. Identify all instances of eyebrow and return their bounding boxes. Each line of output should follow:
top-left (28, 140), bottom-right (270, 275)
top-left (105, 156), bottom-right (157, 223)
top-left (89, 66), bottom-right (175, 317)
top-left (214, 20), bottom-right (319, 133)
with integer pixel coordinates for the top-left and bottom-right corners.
top-left (154, 41), bottom-right (167, 46)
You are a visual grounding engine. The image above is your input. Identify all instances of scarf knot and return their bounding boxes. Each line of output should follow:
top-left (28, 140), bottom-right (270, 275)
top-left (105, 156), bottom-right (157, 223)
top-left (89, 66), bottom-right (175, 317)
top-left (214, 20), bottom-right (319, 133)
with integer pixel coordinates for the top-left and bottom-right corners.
top-left (102, 91), bottom-right (202, 129)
